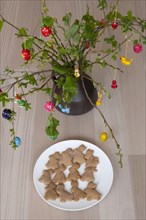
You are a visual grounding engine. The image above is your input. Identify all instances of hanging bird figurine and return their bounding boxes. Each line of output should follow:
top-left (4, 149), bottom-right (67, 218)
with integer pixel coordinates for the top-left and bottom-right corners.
top-left (120, 56), bottom-right (133, 66)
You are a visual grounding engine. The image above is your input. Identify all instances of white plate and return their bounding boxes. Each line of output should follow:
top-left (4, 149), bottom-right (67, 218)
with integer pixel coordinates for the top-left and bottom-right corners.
top-left (33, 140), bottom-right (114, 211)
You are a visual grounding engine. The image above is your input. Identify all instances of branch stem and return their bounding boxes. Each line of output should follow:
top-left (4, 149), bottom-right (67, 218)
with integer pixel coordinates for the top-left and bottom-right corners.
top-left (81, 75), bottom-right (123, 167)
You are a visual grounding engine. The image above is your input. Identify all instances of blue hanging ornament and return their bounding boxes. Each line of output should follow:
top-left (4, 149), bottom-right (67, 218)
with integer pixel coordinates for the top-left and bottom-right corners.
top-left (2, 109), bottom-right (12, 120)
top-left (14, 136), bottom-right (21, 147)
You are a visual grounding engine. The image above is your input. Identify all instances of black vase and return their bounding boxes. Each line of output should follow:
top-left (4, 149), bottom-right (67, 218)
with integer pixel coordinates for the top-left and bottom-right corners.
top-left (52, 74), bottom-right (97, 116)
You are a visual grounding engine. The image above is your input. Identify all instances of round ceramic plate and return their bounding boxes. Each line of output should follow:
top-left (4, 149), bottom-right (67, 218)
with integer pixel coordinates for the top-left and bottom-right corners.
top-left (33, 140), bottom-right (114, 211)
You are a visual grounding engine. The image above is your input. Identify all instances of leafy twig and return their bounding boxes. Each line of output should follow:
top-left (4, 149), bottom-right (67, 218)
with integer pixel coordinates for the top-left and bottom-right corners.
top-left (81, 75), bottom-right (123, 168)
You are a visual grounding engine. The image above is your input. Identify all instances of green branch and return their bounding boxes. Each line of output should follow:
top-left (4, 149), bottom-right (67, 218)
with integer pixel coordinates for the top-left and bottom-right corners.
top-left (81, 75), bottom-right (123, 168)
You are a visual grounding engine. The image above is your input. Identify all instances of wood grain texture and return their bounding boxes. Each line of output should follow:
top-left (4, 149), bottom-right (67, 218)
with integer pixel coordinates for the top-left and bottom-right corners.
top-left (0, 1), bottom-right (145, 220)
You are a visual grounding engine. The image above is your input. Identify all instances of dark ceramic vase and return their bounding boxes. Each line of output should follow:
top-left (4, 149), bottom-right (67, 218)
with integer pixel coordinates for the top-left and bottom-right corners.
top-left (52, 74), bottom-right (97, 116)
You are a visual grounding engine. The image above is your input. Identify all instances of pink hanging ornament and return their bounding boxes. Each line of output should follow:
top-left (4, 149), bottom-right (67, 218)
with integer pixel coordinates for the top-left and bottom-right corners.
top-left (133, 43), bottom-right (142, 53)
top-left (44, 101), bottom-right (55, 112)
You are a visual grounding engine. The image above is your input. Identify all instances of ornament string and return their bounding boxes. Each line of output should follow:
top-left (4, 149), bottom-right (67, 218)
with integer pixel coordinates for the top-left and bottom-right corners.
top-left (113, 68), bottom-right (117, 80)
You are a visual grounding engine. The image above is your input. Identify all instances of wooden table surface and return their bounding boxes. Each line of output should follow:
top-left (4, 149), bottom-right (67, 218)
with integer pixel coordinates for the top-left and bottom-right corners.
top-left (0, 1), bottom-right (145, 219)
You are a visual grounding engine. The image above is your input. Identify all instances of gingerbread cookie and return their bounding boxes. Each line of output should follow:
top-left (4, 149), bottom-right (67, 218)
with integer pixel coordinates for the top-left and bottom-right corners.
top-left (39, 169), bottom-right (54, 185)
top-left (85, 149), bottom-right (94, 159)
top-left (56, 184), bottom-right (73, 202)
top-left (60, 150), bottom-right (73, 167)
top-left (81, 167), bottom-right (95, 182)
top-left (85, 182), bottom-right (101, 201)
top-left (49, 152), bottom-right (61, 159)
top-left (86, 155), bottom-right (99, 169)
top-left (53, 164), bottom-right (66, 184)
top-left (45, 156), bottom-right (59, 169)
top-left (73, 146), bottom-right (86, 164)
top-left (71, 180), bottom-right (86, 201)
top-left (44, 182), bottom-right (58, 200)
top-left (67, 163), bottom-right (81, 181)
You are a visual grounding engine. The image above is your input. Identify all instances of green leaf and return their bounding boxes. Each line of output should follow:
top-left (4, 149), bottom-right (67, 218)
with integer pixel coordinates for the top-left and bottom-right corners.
top-left (97, 0), bottom-right (107, 10)
top-left (104, 35), bottom-right (118, 48)
top-left (41, 50), bottom-right (48, 60)
top-left (64, 20), bottom-right (79, 40)
top-left (53, 93), bottom-right (62, 106)
top-left (62, 12), bottom-right (72, 26)
top-left (45, 114), bottom-right (59, 140)
top-left (18, 28), bottom-right (28, 36)
top-left (63, 76), bottom-right (77, 103)
top-left (42, 0), bottom-right (49, 15)
top-left (42, 16), bottom-right (55, 27)
top-left (58, 47), bottom-right (67, 55)
top-left (0, 19), bottom-right (4, 32)
top-left (52, 64), bottom-right (67, 75)
top-left (127, 10), bottom-right (132, 19)
top-left (0, 79), bottom-right (5, 85)
top-left (0, 92), bottom-right (10, 107)
top-left (23, 102), bottom-right (31, 111)
top-left (41, 87), bottom-right (52, 95)
top-left (23, 73), bottom-right (38, 86)
top-left (72, 33), bottom-right (80, 46)
top-left (45, 126), bottom-right (59, 140)
top-left (25, 38), bottom-right (34, 49)
top-left (100, 60), bottom-right (107, 68)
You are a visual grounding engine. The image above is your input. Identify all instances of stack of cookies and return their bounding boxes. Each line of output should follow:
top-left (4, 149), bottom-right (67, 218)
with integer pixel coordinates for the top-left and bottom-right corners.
top-left (39, 145), bottom-right (101, 202)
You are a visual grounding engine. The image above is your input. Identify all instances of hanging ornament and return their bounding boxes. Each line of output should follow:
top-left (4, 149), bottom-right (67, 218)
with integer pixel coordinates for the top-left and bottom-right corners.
top-left (14, 136), bottom-right (21, 147)
top-left (21, 49), bottom-right (31, 61)
top-left (111, 80), bottom-right (118, 89)
top-left (120, 36), bottom-right (133, 65)
top-left (74, 63), bottom-right (80, 78)
top-left (96, 99), bottom-right (102, 106)
top-left (133, 43), bottom-right (142, 53)
top-left (112, 6), bottom-right (118, 29)
top-left (111, 68), bottom-right (118, 89)
top-left (100, 132), bottom-right (108, 142)
top-left (2, 109), bottom-right (12, 120)
top-left (17, 99), bottom-right (26, 107)
top-left (74, 69), bottom-right (80, 78)
top-left (120, 56), bottom-right (133, 65)
top-left (0, 88), bottom-right (2, 93)
top-left (96, 92), bottom-right (103, 106)
top-left (41, 26), bottom-right (52, 37)
top-left (14, 94), bottom-right (22, 103)
top-left (44, 101), bottom-right (55, 112)
top-left (112, 20), bottom-right (118, 29)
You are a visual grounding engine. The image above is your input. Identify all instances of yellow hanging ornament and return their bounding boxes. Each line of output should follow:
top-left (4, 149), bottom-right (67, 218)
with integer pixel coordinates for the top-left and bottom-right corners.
top-left (74, 68), bottom-right (80, 77)
top-left (120, 56), bottom-right (133, 65)
top-left (96, 92), bottom-right (103, 106)
top-left (74, 63), bottom-right (80, 77)
top-left (100, 132), bottom-right (108, 142)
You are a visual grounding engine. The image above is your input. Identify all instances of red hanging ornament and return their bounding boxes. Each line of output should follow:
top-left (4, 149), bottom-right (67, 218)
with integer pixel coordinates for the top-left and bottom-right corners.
top-left (112, 20), bottom-right (118, 29)
top-left (21, 49), bottom-right (31, 60)
top-left (15, 94), bottom-right (22, 100)
top-left (41, 26), bottom-right (52, 37)
top-left (111, 80), bottom-right (118, 89)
